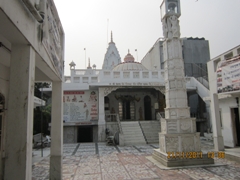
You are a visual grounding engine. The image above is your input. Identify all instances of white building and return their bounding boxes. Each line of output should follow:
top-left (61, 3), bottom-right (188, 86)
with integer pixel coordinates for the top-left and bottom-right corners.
top-left (0, 0), bottom-right (64, 179)
top-left (207, 45), bottom-right (240, 148)
top-left (60, 35), bottom-right (210, 145)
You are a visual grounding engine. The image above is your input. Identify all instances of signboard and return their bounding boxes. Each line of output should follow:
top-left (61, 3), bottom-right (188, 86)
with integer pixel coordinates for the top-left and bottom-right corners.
top-left (63, 91), bottom-right (98, 122)
top-left (217, 55), bottom-right (240, 93)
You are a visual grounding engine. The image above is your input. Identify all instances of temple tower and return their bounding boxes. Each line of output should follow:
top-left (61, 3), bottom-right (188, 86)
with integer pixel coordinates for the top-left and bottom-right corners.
top-left (152, 0), bottom-right (214, 166)
top-left (102, 31), bottom-right (121, 70)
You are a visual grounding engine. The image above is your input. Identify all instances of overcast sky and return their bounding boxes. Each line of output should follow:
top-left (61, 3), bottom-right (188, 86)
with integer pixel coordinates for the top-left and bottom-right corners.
top-left (54, 0), bottom-right (240, 75)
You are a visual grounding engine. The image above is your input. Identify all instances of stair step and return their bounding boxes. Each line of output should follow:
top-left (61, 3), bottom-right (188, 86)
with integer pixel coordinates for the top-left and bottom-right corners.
top-left (121, 121), bottom-right (146, 145)
top-left (139, 121), bottom-right (161, 144)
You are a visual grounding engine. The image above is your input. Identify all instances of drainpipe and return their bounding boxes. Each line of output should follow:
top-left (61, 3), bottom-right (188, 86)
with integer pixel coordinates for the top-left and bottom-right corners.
top-left (21, 0), bottom-right (46, 23)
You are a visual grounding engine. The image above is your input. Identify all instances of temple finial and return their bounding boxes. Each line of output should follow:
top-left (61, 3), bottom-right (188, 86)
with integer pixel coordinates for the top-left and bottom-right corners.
top-left (111, 31), bottom-right (113, 42)
top-left (128, 49), bottom-right (130, 54)
top-left (88, 58), bottom-right (91, 67)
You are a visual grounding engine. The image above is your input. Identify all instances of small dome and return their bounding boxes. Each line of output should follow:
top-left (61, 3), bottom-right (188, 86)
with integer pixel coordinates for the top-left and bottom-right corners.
top-left (124, 50), bottom-right (135, 63)
top-left (112, 62), bottom-right (147, 71)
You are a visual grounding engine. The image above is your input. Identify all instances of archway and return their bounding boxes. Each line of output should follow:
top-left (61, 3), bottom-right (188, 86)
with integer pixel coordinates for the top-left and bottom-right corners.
top-left (118, 95), bottom-right (135, 121)
top-left (144, 95), bottom-right (152, 120)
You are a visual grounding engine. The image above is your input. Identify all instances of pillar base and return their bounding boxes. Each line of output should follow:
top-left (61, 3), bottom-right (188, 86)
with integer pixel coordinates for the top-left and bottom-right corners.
top-left (152, 149), bottom-right (214, 167)
top-left (213, 136), bottom-right (224, 151)
top-left (50, 155), bottom-right (62, 179)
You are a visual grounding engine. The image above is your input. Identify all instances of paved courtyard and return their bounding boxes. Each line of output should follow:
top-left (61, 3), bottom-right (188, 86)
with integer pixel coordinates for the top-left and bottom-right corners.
top-left (32, 140), bottom-right (240, 180)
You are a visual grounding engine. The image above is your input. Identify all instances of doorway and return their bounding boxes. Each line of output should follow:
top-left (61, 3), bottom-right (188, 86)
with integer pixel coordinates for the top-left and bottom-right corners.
top-left (77, 126), bottom-right (93, 142)
top-left (232, 108), bottom-right (240, 146)
top-left (144, 96), bottom-right (152, 120)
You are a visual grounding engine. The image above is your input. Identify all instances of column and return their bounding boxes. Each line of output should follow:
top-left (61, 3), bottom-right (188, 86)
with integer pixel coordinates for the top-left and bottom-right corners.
top-left (98, 88), bottom-right (106, 141)
top-left (205, 102), bottom-right (212, 133)
top-left (152, 13), bottom-right (213, 167)
top-left (5, 45), bottom-right (35, 180)
top-left (210, 93), bottom-right (224, 151)
top-left (50, 81), bottom-right (63, 179)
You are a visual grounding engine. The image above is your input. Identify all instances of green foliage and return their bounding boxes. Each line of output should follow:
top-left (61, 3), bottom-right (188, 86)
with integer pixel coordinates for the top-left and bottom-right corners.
top-left (34, 82), bottom-right (51, 101)
top-left (34, 83), bottom-right (52, 135)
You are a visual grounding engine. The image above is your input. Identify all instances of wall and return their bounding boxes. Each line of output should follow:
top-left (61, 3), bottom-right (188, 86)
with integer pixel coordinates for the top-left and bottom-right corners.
top-left (183, 38), bottom-right (210, 77)
top-left (208, 45), bottom-right (240, 148)
top-left (63, 126), bottom-right (77, 143)
top-left (219, 98), bottom-right (238, 147)
top-left (183, 39), bottom-right (210, 64)
top-left (141, 41), bottom-right (162, 70)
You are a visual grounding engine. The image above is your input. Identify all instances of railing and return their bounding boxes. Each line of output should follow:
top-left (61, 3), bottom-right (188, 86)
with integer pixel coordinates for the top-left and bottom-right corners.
top-left (105, 113), bottom-right (123, 134)
top-left (105, 113), bottom-right (117, 122)
top-left (184, 63), bottom-right (209, 88)
top-left (159, 112), bottom-right (165, 119)
top-left (66, 69), bottom-right (165, 84)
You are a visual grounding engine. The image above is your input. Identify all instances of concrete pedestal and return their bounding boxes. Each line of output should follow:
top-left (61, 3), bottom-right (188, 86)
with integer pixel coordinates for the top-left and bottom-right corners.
top-left (152, 149), bottom-right (214, 167)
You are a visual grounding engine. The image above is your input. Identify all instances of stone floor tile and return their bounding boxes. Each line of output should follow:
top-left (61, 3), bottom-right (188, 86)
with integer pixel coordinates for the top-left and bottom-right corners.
top-left (32, 141), bottom-right (240, 180)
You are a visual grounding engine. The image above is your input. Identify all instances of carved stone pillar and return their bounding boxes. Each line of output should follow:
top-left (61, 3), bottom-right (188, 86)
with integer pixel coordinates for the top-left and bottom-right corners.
top-left (152, 5), bottom-right (213, 166)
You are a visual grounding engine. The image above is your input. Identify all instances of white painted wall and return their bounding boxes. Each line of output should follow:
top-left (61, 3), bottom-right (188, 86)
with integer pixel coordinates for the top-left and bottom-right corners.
top-left (219, 98), bottom-right (238, 147)
top-left (208, 45), bottom-right (240, 148)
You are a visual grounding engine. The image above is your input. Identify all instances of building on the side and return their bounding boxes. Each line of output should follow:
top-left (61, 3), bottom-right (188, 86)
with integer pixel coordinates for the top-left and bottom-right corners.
top-left (141, 37), bottom-right (211, 133)
top-left (207, 45), bottom-right (240, 147)
top-left (0, 0), bottom-right (64, 179)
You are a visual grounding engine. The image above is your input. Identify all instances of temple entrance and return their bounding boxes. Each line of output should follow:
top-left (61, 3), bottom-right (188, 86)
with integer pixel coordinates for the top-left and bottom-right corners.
top-left (232, 108), bottom-right (240, 146)
top-left (119, 99), bottom-right (135, 120)
top-left (106, 88), bottom-right (163, 121)
top-left (77, 126), bottom-right (93, 142)
top-left (144, 96), bottom-right (152, 120)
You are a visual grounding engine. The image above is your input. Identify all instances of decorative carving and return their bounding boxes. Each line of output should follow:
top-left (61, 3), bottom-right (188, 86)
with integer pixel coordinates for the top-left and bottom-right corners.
top-left (180, 120), bottom-right (191, 133)
top-left (166, 137), bottom-right (178, 152)
top-left (114, 94), bottom-right (141, 102)
top-left (170, 110), bottom-right (177, 118)
top-left (154, 87), bottom-right (165, 95)
top-left (162, 19), bottom-right (168, 39)
top-left (167, 120), bottom-right (177, 133)
top-left (104, 87), bottom-right (118, 96)
top-left (165, 15), bottom-right (180, 39)
top-left (182, 137), bottom-right (194, 152)
top-left (42, 3), bottom-right (63, 78)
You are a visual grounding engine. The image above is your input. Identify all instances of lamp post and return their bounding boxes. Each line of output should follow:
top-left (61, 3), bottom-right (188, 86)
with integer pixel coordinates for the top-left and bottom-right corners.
top-left (84, 48), bottom-right (86, 69)
top-left (135, 49), bottom-right (138, 62)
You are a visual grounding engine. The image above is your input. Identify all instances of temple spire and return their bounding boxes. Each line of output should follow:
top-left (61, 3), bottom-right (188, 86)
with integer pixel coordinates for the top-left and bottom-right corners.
top-left (87, 58), bottom-right (92, 69)
top-left (88, 58), bottom-right (91, 67)
top-left (111, 31), bottom-right (113, 42)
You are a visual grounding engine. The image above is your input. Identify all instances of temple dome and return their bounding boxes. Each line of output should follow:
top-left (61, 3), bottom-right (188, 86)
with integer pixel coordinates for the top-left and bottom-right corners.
top-left (113, 49), bottom-right (147, 71)
top-left (124, 50), bottom-right (135, 63)
top-left (112, 62), bottom-right (147, 71)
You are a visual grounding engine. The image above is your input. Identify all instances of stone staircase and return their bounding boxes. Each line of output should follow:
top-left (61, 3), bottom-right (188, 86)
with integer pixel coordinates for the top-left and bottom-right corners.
top-left (139, 121), bottom-right (161, 144)
top-left (121, 121), bottom-right (146, 145)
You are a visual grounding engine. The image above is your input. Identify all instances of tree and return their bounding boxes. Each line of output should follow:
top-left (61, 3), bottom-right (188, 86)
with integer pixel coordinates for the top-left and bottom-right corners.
top-left (33, 83), bottom-right (51, 135)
